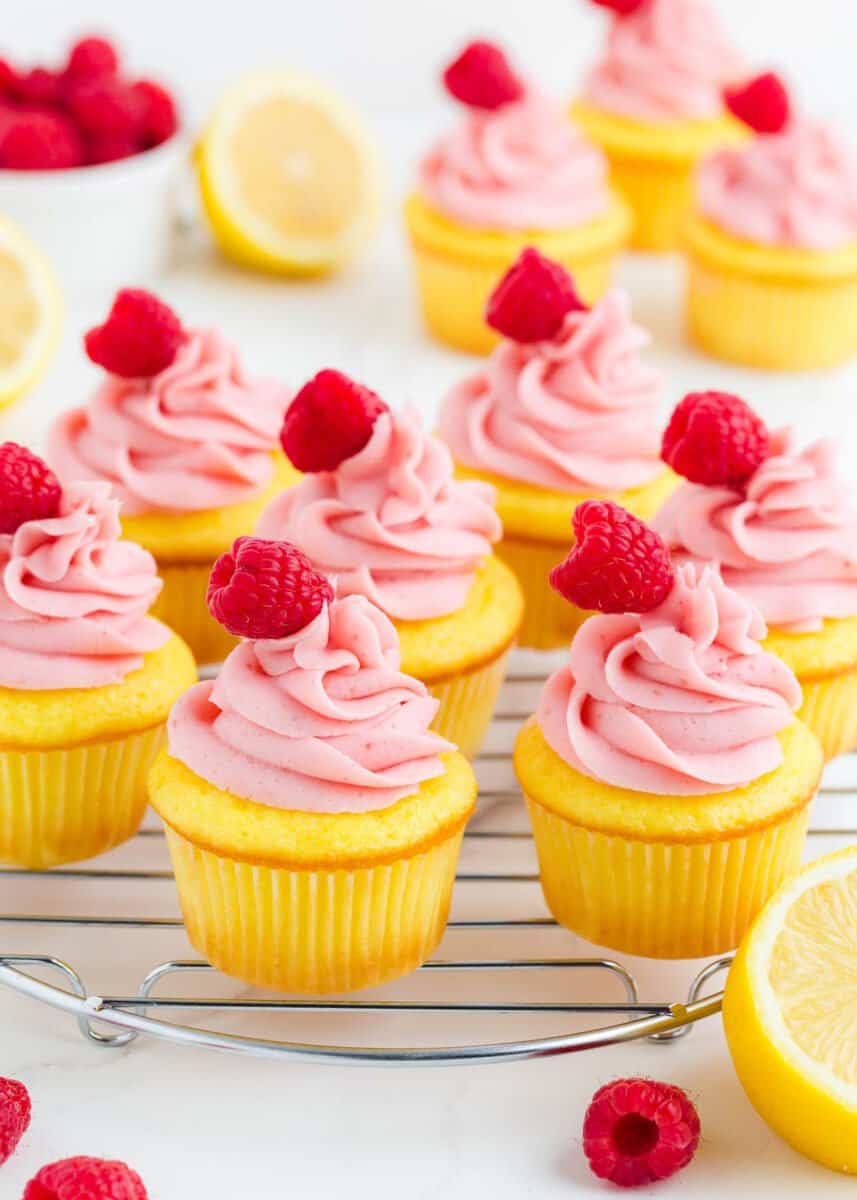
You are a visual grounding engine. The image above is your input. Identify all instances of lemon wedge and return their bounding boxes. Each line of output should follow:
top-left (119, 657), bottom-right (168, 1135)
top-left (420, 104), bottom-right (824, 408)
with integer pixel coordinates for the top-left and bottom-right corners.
top-left (0, 215), bottom-right (61, 410)
top-left (723, 845), bottom-right (857, 1174)
top-left (196, 69), bottom-right (382, 275)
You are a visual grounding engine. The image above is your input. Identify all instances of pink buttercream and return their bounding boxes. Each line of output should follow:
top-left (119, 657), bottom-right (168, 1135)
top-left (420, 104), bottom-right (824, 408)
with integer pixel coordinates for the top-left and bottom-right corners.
top-left (256, 407), bottom-right (501, 622)
top-left (654, 431), bottom-right (857, 633)
top-left (0, 481), bottom-right (168, 690)
top-left (48, 328), bottom-right (289, 516)
top-left (438, 290), bottom-right (663, 492)
top-left (419, 89), bottom-right (609, 231)
top-left (538, 563), bottom-right (800, 796)
top-left (583, 0), bottom-right (743, 122)
top-left (698, 121), bottom-right (857, 250)
top-left (168, 594), bottom-right (452, 813)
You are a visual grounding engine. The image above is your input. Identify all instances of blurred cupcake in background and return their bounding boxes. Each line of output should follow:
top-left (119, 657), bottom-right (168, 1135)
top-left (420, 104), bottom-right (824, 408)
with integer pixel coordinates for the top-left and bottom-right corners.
top-left (257, 369), bottom-right (523, 757)
top-left (573, 0), bottom-right (747, 250)
top-left (438, 247), bottom-right (675, 649)
top-left (687, 74), bottom-right (857, 369)
top-left (405, 39), bottom-right (630, 353)
top-left (48, 288), bottom-right (297, 664)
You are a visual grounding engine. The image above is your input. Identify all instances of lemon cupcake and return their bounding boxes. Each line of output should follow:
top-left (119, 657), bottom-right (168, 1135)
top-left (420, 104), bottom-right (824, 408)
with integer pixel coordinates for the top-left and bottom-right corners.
top-left (687, 80), bottom-right (857, 368)
top-left (515, 501), bottom-right (822, 959)
top-left (256, 369), bottom-right (522, 757)
top-left (149, 538), bottom-right (476, 993)
top-left (48, 288), bottom-right (297, 665)
top-left (0, 447), bottom-right (195, 869)
top-left (655, 391), bottom-right (857, 760)
top-left (405, 39), bottom-right (629, 354)
top-left (438, 248), bottom-right (675, 649)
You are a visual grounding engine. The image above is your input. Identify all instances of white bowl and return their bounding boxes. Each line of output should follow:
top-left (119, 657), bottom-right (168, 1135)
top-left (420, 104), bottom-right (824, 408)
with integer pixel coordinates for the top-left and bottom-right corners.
top-left (0, 136), bottom-right (186, 297)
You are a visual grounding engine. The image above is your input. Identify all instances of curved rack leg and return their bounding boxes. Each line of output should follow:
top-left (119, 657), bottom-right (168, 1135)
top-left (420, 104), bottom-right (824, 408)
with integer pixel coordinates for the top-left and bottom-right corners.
top-left (0, 954), bottom-right (137, 1049)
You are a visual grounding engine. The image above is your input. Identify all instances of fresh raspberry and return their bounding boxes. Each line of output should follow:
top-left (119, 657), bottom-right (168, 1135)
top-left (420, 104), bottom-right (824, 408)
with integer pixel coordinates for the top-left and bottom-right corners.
top-left (22, 1156), bottom-right (147, 1200)
top-left (68, 78), bottom-right (140, 141)
top-left (591, 0), bottom-right (647, 13)
top-left (443, 41), bottom-right (523, 110)
top-left (0, 111), bottom-right (84, 170)
top-left (207, 537), bottom-right (334, 640)
top-left (583, 1077), bottom-right (701, 1188)
top-left (662, 391), bottom-right (770, 489)
top-left (550, 501), bottom-right (674, 614)
top-left (0, 443), bottom-right (62, 534)
top-left (84, 289), bottom-right (185, 378)
top-left (0, 1077), bottom-right (31, 1165)
top-left (0, 60), bottom-right (17, 97)
top-left (64, 37), bottom-right (120, 85)
top-left (281, 369), bottom-right (388, 473)
top-left (486, 247), bottom-right (586, 343)
top-left (14, 67), bottom-right (64, 108)
top-left (86, 132), bottom-right (139, 165)
top-left (131, 80), bottom-right (178, 147)
top-left (724, 72), bottom-right (791, 135)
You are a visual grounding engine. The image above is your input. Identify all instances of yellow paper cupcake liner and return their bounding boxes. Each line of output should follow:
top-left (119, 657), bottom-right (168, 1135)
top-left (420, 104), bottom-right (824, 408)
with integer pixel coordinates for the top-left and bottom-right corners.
top-left (151, 561), bottom-right (238, 666)
top-left (0, 724), bottom-right (166, 869)
top-left (163, 825), bottom-right (465, 993)
top-left (494, 534), bottom-right (586, 650)
top-left (428, 649), bottom-right (511, 758)
top-left (600, 154), bottom-right (698, 252)
top-left (525, 795), bottom-right (810, 959)
top-left (797, 668), bottom-right (857, 761)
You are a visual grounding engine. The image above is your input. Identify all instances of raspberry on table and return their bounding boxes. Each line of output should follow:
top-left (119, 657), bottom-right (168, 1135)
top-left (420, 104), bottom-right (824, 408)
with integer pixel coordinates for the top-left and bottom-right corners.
top-left (64, 37), bottom-right (120, 85)
top-left (443, 41), bottom-right (523, 110)
top-left (583, 1077), bottom-right (701, 1188)
top-left (486, 248), bottom-right (586, 344)
top-left (207, 537), bottom-right (335, 640)
top-left (0, 111), bottom-right (84, 170)
top-left (23, 1156), bottom-right (148, 1200)
top-left (662, 390), bottom-right (770, 489)
top-left (131, 79), bottom-right (179, 147)
top-left (281, 368), bottom-right (388, 473)
top-left (0, 1076), bottom-right (31, 1166)
top-left (724, 72), bottom-right (791, 135)
top-left (0, 443), bottom-right (62, 534)
top-left (84, 289), bottom-right (185, 378)
top-left (550, 501), bottom-right (674, 615)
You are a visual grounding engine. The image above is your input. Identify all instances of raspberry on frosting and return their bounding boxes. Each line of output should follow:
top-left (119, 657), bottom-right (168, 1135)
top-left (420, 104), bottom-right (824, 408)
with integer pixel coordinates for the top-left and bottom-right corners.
top-left (486, 248), bottom-right (586, 343)
top-left (583, 1078), bottom-right (701, 1188)
top-left (207, 536), bottom-right (334, 640)
top-left (0, 443), bottom-right (62, 534)
top-left (84, 288), bottom-right (185, 378)
top-left (0, 1076), bottom-right (31, 1166)
top-left (23, 1156), bottom-right (147, 1200)
top-left (662, 391), bottom-right (770, 489)
top-left (724, 72), bottom-right (791, 135)
top-left (442, 41), bottom-right (523, 110)
top-left (280, 368), bottom-right (388, 472)
top-left (550, 500), bottom-right (674, 614)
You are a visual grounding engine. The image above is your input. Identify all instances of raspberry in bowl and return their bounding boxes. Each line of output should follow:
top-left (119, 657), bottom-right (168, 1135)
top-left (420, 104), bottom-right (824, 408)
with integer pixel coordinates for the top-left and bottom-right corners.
top-left (0, 35), bottom-right (182, 293)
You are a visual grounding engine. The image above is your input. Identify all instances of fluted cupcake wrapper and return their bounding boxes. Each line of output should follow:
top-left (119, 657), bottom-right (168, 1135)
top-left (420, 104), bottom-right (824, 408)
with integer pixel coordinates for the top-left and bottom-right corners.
top-left (525, 794), bottom-right (811, 959)
top-left (797, 668), bottom-right (857, 761)
top-left (601, 153), bottom-right (697, 252)
top-left (163, 825), bottom-right (466, 993)
top-left (151, 561), bottom-right (238, 666)
top-left (0, 724), bottom-right (167, 869)
top-left (428, 650), bottom-right (511, 758)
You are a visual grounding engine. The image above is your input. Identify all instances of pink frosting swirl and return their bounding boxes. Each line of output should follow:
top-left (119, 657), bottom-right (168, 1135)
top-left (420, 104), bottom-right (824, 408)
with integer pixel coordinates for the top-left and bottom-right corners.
top-left (168, 594), bottom-right (452, 813)
top-left (48, 329), bottom-right (289, 516)
top-left (653, 432), bottom-right (857, 632)
top-left (438, 290), bottom-right (663, 492)
top-left (420, 89), bottom-right (610, 230)
top-left (256, 407), bottom-right (501, 621)
top-left (0, 481), bottom-right (168, 690)
top-left (698, 121), bottom-right (857, 250)
top-left (583, 0), bottom-right (743, 122)
top-left (538, 563), bottom-right (801, 796)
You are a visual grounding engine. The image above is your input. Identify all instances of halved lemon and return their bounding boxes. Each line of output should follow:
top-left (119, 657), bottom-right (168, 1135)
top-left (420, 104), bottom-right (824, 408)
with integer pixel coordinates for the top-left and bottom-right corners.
top-left (196, 69), bottom-right (382, 275)
top-left (723, 845), bottom-right (857, 1174)
top-left (0, 215), bottom-right (61, 410)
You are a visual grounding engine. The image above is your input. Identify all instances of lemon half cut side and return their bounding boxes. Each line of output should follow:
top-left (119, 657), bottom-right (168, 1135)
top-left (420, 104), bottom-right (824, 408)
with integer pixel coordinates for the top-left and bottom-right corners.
top-left (0, 215), bottom-right (62, 410)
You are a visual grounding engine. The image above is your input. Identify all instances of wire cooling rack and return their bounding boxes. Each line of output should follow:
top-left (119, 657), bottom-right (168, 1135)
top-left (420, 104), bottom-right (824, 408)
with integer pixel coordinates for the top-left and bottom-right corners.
top-left (1, 654), bottom-right (854, 1066)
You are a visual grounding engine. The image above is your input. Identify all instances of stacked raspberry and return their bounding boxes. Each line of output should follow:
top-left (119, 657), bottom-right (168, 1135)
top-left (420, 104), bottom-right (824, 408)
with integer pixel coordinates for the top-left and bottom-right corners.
top-left (0, 35), bottom-right (178, 170)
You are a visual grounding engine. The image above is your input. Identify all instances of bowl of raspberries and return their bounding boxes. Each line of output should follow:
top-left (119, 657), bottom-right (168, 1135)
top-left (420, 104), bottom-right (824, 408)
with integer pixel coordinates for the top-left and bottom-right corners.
top-left (0, 34), bottom-right (182, 292)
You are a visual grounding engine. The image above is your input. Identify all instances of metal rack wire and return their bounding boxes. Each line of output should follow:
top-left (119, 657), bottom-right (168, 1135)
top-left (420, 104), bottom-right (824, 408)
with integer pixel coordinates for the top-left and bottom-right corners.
top-left (1, 656), bottom-right (854, 1065)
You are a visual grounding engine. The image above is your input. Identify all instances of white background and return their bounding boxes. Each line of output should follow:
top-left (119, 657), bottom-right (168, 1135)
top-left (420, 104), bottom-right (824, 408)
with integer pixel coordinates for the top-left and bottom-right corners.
top-left (1, 3), bottom-right (857, 1199)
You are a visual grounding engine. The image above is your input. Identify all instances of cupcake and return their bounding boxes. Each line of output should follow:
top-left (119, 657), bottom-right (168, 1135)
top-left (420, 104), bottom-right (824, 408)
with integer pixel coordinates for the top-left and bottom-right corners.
top-left (404, 39), bottom-right (630, 354)
top-left (149, 538), bottom-right (476, 993)
top-left (48, 288), bottom-right (297, 664)
top-left (437, 248), bottom-right (675, 649)
top-left (573, 0), bottom-right (746, 250)
top-left (687, 75), bottom-right (857, 369)
top-left (256, 369), bottom-right (522, 757)
top-left (0, 445), bottom-right (196, 869)
top-left (514, 500), bottom-right (822, 959)
top-left (655, 391), bottom-right (857, 760)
